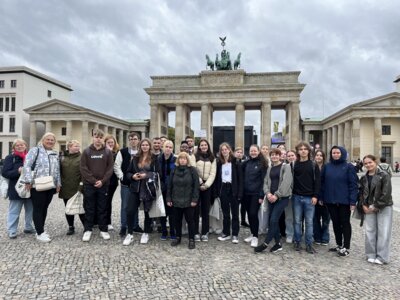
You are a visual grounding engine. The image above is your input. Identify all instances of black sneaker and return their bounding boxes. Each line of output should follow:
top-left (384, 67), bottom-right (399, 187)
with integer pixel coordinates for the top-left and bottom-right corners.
top-left (66, 226), bottom-right (75, 235)
top-left (338, 248), bottom-right (349, 257)
top-left (329, 245), bottom-right (342, 252)
top-left (254, 243), bottom-right (268, 253)
top-left (270, 243), bottom-right (283, 253)
top-left (119, 227), bottom-right (127, 237)
top-left (188, 239), bottom-right (195, 249)
top-left (171, 238), bottom-right (181, 247)
top-left (133, 226), bottom-right (144, 233)
top-left (294, 242), bottom-right (301, 251)
top-left (306, 244), bottom-right (316, 254)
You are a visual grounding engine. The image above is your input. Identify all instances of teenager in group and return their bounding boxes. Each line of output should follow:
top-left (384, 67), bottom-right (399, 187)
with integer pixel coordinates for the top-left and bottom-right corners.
top-left (194, 138), bottom-right (216, 242)
top-left (313, 149), bottom-right (330, 246)
top-left (167, 152), bottom-right (199, 249)
top-left (159, 140), bottom-right (176, 240)
top-left (186, 136), bottom-right (196, 155)
top-left (180, 140), bottom-right (196, 166)
top-left (215, 143), bottom-right (243, 244)
top-left (80, 129), bottom-right (114, 242)
top-left (359, 155), bottom-right (393, 264)
top-left (284, 149), bottom-right (296, 244)
top-left (59, 140), bottom-right (85, 235)
top-left (114, 132), bottom-right (142, 237)
top-left (2, 139), bottom-right (35, 239)
top-left (104, 135), bottom-right (120, 231)
top-left (124, 138), bottom-right (160, 245)
top-left (292, 142), bottom-right (320, 254)
top-left (255, 148), bottom-right (293, 253)
top-left (320, 146), bottom-right (358, 256)
top-left (234, 147), bottom-right (249, 228)
top-left (242, 144), bottom-right (268, 247)
top-left (259, 145), bottom-right (271, 235)
top-left (152, 137), bottom-right (162, 157)
top-left (24, 132), bottom-right (61, 243)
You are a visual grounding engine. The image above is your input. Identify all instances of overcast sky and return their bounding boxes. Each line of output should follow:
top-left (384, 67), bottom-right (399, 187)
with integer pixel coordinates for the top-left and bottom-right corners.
top-left (1, 0), bottom-right (399, 134)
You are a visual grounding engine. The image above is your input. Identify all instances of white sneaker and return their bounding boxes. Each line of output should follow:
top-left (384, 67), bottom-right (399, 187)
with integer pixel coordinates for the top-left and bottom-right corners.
top-left (286, 237), bottom-right (293, 244)
top-left (42, 232), bottom-right (51, 239)
top-left (140, 233), bottom-right (149, 244)
top-left (218, 235), bottom-right (231, 241)
top-left (123, 234), bottom-right (134, 246)
top-left (367, 258), bottom-right (375, 264)
top-left (194, 234), bottom-right (201, 242)
top-left (251, 237), bottom-right (259, 247)
top-left (108, 224), bottom-right (114, 231)
top-left (100, 231), bottom-right (110, 240)
top-left (36, 233), bottom-right (51, 243)
top-left (374, 258), bottom-right (383, 265)
top-left (244, 235), bottom-right (253, 243)
top-left (232, 236), bottom-right (239, 244)
top-left (82, 231), bottom-right (92, 242)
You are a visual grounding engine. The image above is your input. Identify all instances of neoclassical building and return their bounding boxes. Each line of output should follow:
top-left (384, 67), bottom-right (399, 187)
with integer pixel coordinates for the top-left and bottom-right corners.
top-left (302, 78), bottom-right (400, 163)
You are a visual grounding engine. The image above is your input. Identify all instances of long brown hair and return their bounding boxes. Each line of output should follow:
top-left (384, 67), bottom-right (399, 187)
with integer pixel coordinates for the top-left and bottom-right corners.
top-left (219, 142), bottom-right (234, 163)
top-left (137, 138), bottom-right (152, 168)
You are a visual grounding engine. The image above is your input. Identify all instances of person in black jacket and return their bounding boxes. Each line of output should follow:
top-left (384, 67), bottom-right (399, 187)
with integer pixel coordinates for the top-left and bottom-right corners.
top-left (124, 138), bottom-right (160, 246)
top-left (2, 139), bottom-right (35, 239)
top-left (215, 143), bottom-right (243, 244)
top-left (242, 144), bottom-right (268, 248)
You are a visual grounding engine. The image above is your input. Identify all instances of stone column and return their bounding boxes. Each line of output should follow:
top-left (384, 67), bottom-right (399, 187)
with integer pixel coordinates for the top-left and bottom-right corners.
top-left (81, 121), bottom-right (89, 149)
top-left (327, 127), bottom-right (332, 151)
top-left (66, 120), bottom-right (73, 143)
top-left (352, 118), bottom-right (360, 160)
top-left (304, 130), bottom-right (310, 143)
top-left (338, 123), bottom-right (344, 147)
top-left (45, 121), bottom-right (52, 133)
top-left (104, 125), bottom-right (109, 134)
top-left (201, 103), bottom-right (211, 140)
top-left (332, 125), bottom-right (338, 146)
top-left (175, 104), bottom-right (184, 149)
top-left (284, 104), bottom-right (291, 148)
top-left (29, 121), bottom-right (37, 148)
top-left (290, 102), bottom-right (300, 149)
top-left (260, 102), bottom-right (271, 146)
top-left (322, 130), bottom-right (327, 152)
top-left (93, 123), bottom-right (99, 130)
top-left (150, 103), bottom-right (159, 138)
top-left (344, 121), bottom-right (351, 151)
top-left (118, 129), bottom-right (124, 147)
top-left (111, 127), bottom-right (117, 138)
top-left (235, 102), bottom-right (245, 148)
top-left (374, 118), bottom-right (382, 157)
top-left (141, 131), bottom-right (146, 139)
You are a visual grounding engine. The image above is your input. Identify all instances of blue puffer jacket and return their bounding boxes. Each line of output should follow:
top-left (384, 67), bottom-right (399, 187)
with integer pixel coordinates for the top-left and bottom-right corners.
top-left (2, 154), bottom-right (26, 200)
top-left (320, 146), bottom-right (358, 205)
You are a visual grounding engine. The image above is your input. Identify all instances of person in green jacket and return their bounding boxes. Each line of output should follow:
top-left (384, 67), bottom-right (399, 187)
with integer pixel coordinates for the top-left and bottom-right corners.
top-left (59, 140), bottom-right (85, 235)
top-left (167, 151), bottom-right (199, 249)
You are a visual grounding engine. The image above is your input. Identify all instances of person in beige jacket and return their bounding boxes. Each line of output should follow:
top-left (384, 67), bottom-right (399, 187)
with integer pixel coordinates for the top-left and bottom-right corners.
top-left (194, 138), bottom-right (216, 242)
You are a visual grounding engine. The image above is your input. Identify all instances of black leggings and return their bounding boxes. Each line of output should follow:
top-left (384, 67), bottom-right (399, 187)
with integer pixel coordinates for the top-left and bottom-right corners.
top-left (243, 194), bottom-right (261, 237)
top-left (31, 188), bottom-right (54, 235)
top-left (326, 203), bottom-right (352, 249)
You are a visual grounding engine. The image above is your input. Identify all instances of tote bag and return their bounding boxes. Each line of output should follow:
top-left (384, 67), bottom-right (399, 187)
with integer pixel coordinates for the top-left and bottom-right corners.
top-left (148, 176), bottom-right (166, 218)
top-left (65, 191), bottom-right (85, 215)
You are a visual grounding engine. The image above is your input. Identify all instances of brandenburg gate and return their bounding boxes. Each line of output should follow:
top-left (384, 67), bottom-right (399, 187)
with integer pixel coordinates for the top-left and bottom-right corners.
top-left (145, 69), bottom-right (305, 150)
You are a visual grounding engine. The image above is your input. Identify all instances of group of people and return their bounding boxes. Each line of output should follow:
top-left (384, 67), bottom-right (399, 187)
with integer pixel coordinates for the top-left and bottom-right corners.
top-left (2, 131), bottom-right (393, 264)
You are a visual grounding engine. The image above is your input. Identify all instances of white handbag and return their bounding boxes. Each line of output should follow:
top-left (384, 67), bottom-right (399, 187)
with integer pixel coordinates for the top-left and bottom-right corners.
top-left (0, 176), bottom-right (9, 199)
top-left (15, 173), bottom-right (30, 198)
top-left (34, 176), bottom-right (55, 191)
top-left (148, 177), bottom-right (166, 218)
top-left (65, 191), bottom-right (85, 215)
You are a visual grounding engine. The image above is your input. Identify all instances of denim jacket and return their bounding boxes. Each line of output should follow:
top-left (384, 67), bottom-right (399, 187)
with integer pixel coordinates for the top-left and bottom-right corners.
top-left (23, 145), bottom-right (61, 187)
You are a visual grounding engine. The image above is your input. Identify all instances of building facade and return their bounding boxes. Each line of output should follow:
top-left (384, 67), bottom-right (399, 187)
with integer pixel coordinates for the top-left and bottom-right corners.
top-left (0, 66), bottom-right (72, 158)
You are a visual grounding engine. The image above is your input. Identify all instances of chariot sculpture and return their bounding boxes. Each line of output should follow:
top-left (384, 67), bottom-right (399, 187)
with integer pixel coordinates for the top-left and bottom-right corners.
top-left (205, 37), bottom-right (241, 71)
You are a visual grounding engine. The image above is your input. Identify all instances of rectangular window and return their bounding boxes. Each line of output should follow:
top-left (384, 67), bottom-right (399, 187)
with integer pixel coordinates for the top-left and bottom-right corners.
top-left (381, 146), bottom-right (392, 164)
top-left (0, 80), bottom-right (4, 88)
top-left (5, 97), bottom-right (9, 112)
top-left (11, 97), bottom-right (15, 112)
top-left (11, 80), bottom-right (17, 88)
top-left (0, 117), bottom-right (3, 132)
top-left (48, 90), bottom-right (52, 98)
top-left (61, 127), bottom-right (66, 136)
top-left (9, 117), bottom-right (15, 132)
top-left (382, 125), bottom-right (391, 135)
top-left (8, 142), bottom-right (13, 155)
top-left (0, 98), bottom-right (3, 112)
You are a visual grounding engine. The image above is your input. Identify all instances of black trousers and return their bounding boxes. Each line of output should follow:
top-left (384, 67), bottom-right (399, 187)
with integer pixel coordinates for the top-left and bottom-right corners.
top-left (160, 190), bottom-right (175, 235)
top-left (83, 184), bottom-right (108, 232)
top-left (31, 188), bottom-right (54, 235)
top-left (326, 203), bottom-right (352, 249)
top-left (63, 198), bottom-right (85, 227)
top-left (194, 188), bottom-right (212, 235)
top-left (126, 192), bottom-right (151, 234)
top-left (174, 206), bottom-right (195, 240)
top-left (106, 183), bottom-right (118, 225)
top-left (243, 193), bottom-right (261, 237)
top-left (220, 183), bottom-right (239, 236)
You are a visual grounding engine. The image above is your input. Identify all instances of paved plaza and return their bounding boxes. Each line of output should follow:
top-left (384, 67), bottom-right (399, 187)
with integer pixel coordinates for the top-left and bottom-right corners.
top-left (1, 176), bottom-right (399, 299)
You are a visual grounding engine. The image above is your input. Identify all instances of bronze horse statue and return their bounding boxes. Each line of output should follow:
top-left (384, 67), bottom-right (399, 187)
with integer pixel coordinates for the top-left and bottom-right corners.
top-left (205, 54), bottom-right (214, 70)
top-left (234, 52), bottom-right (241, 70)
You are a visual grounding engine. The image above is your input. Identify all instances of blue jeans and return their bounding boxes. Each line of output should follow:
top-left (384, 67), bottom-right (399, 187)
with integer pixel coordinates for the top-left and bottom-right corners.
top-left (313, 204), bottom-right (330, 243)
top-left (264, 197), bottom-right (289, 245)
top-left (120, 185), bottom-right (138, 230)
top-left (293, 194), bottom-right (315, 246)
top-left (7, 199), bottom-right (34, 235)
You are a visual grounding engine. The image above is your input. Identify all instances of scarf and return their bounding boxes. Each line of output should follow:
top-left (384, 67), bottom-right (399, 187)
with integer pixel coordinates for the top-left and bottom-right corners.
top-left (14, 150), bottom-right (27, 162)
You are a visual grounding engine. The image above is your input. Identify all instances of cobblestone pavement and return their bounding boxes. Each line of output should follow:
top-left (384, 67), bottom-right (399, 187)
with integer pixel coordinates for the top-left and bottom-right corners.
top-left (1, 187), bottom-right (399, 299)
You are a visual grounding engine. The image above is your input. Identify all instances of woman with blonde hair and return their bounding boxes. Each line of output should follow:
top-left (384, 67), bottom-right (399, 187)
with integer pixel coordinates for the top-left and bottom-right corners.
top-left (167, 151), bottom-right (199, 249)
top-left (59, 140), bottom-right (85, 235)
top-left (24, 132), bottom-right (61, 242)
top-left (104, 135), bottom-right (120, 231)
top-left (2, 139), bottom-right (35, 238)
